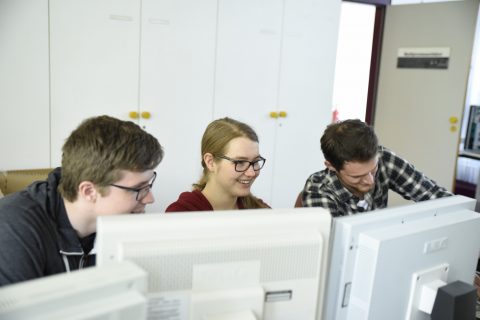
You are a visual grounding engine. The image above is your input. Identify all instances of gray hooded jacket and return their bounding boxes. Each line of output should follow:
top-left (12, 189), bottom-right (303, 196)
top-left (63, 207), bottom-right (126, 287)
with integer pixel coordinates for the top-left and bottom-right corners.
top-left (0, 168), bottom-right (95, 287)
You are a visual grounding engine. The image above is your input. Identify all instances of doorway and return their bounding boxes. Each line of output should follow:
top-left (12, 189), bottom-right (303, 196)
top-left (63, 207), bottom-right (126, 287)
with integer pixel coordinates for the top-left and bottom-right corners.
top-left (332, 1), bottom-right (384, 124)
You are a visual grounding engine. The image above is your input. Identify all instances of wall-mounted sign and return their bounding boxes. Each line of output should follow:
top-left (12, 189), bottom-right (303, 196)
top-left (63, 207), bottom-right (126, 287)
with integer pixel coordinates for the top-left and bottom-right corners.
top-left (397, 47), bottom-right (450, 69)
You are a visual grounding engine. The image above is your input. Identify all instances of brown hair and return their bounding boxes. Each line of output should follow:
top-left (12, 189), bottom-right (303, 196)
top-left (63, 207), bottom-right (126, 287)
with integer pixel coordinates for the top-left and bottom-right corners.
top-left (321, 119), bottom-right (378, 171)
top-left (59, 115), bottom-right (164, 201)
top-left (194, 117), bottom-right (267, 209)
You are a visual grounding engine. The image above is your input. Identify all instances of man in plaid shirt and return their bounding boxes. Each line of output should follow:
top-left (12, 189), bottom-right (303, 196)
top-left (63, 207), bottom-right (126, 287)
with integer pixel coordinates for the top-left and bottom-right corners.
top-left (301, 119), bottom-right (452, 217)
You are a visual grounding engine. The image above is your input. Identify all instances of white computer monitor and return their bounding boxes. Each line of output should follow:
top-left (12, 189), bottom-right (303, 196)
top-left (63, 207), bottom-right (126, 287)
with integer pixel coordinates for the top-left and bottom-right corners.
top-left (0, 261), bottom-right (148, 320)
top-left (96, 208), bottom-right (332, 320)
top-left (323, 195), bottom-right (480, 320)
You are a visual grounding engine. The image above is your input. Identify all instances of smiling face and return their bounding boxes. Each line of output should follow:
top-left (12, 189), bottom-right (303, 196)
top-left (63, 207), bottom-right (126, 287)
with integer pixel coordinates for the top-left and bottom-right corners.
top-left (207, 137), bottom-right (262, 199)
top-left (65, 169), bottom-right (158, 238)
top-left (326, 156), bottom-right (378, 198)
top-left (94, 170), bottom-right (157, 215)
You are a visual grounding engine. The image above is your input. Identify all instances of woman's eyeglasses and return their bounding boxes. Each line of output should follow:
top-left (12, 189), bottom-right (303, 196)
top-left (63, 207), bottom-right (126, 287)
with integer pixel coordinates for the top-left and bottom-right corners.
top-left (216, 155), bottom-right (266, 172)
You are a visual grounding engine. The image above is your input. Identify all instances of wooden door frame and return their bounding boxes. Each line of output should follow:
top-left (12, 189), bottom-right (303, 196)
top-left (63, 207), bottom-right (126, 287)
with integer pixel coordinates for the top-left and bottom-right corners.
top-left (365, 6), bottom-right (386, 125)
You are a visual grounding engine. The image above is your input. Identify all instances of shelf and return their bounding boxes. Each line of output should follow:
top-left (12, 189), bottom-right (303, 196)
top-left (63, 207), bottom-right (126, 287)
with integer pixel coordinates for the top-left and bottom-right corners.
top-left (454, 179), bottom-right (476, 198)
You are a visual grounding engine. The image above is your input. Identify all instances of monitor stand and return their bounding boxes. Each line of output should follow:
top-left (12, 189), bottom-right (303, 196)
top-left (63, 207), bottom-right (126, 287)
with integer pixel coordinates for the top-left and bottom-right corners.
top-left (431, 280), bottom-right (476, 320)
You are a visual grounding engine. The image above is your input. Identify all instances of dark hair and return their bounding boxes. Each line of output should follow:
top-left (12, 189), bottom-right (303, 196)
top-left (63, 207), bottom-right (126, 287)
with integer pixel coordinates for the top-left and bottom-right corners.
top-left (194, 117), bottom-right (266, 209)
top-left (59, 115), bottom-right (164, 201)
top-left (320, 119), bottom-right (378, 171)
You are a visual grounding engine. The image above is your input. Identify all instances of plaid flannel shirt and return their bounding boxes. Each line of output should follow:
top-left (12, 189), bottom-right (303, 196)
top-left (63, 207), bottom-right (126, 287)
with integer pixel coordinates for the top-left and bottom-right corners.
top-left (302, 146), bottom-right (453, 217)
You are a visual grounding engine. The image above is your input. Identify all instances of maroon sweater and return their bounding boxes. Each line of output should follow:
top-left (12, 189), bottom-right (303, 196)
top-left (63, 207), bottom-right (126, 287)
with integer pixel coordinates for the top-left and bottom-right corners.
top-left (165, 190), bottom-right (246, 212)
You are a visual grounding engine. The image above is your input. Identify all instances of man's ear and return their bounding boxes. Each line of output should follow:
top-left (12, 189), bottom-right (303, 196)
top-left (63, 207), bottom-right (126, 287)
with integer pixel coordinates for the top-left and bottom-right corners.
top-left (77, 181), bottom-right (98, 202)
top-left (325, 160), bottom-right (337, 172)
top-left (203, 153), bottom-right (215, 171)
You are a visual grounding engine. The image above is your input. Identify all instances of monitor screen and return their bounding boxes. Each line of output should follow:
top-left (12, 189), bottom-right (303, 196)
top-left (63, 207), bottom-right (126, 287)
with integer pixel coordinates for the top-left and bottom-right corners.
top-left (323, 195), bottom-right (480, 320)
top-left (0, 261), bottom-right (148, 320)
top-left (96, 208), bottom-right (332, 320)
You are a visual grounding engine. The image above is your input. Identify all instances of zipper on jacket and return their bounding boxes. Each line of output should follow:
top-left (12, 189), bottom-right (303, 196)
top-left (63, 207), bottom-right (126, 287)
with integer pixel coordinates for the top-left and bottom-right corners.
top-left (79, 254), bottom-right (88, 269)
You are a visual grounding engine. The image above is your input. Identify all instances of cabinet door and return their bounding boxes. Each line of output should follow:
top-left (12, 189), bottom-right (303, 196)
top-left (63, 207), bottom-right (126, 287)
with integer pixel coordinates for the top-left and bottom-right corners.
top-left (140, 0), bottom-right (217, 212)
top-left (214, 0), bottom-right (284, 205)
top-left (214, 0), bottom-right (341, 208)
top-left (49, 0), bottom-right (140, 166)
top-left (0, 0), bottom-right (50, 170)
top-left (272, 0), bottom-right (341, 208)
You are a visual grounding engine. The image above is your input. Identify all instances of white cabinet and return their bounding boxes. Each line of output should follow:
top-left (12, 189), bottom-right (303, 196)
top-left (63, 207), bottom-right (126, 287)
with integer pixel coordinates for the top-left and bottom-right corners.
top-left (0, 0), bottom-right (50, 170)
top-left (213, 0), bottom-right (283, 207)
top-left (2, 0), bottom-right (340, 210)
top-left (272, 0), bottom-right (341, 208)
top-left (49, 0), bottom-right (141, 166)
top-left (139, 0), bottom-right (217, 211)
top-left (213, 0), bottom-right (341, 208)
top-left (49, 0), bottom-right (216, 211)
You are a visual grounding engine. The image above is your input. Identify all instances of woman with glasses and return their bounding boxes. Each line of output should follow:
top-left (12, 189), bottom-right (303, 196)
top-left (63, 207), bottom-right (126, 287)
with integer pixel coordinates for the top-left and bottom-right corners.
top-left (166, 117), bottom-right (270, 212)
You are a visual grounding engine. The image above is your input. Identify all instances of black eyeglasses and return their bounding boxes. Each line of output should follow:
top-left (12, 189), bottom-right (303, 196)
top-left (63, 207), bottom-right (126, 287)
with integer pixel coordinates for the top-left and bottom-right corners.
top-left (110, 172), bottom-right (157, 201)
top-left (216, 155), bottom-right (266, 172)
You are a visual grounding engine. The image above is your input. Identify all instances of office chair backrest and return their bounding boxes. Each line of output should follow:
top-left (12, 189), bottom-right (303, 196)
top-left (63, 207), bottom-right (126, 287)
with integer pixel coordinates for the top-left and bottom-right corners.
top-left (0, 169), bottom-right (52, 196)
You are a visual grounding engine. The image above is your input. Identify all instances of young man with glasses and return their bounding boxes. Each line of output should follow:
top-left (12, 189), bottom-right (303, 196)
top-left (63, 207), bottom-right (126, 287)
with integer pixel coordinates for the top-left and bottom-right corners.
top-left (0, 115), bottom-right (163, 286)
top-left (166, 117), bottom-right (270, 212)
top-left (300, 119), bottom-right (452, 216)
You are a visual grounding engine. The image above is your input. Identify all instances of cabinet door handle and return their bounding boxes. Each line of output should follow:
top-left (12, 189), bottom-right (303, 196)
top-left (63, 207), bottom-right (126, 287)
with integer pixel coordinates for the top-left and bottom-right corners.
top-left (141, 111), bottom-right (151, 119)
top-left (279, 111), bottom-right (287, 118)
top-left (270, 111), bottom-right (278, 118)
top-left (129, 111), bottom-right (139, 119)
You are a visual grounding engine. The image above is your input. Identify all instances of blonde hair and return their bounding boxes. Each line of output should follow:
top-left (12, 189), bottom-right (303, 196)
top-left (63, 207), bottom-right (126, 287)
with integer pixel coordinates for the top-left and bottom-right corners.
top-left (193, 117), bottom-right (267, 209)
